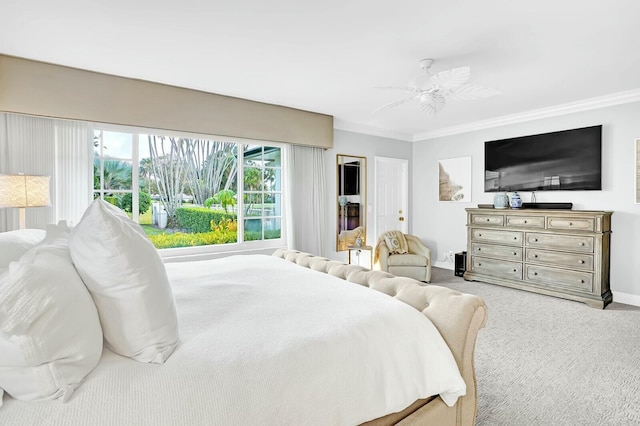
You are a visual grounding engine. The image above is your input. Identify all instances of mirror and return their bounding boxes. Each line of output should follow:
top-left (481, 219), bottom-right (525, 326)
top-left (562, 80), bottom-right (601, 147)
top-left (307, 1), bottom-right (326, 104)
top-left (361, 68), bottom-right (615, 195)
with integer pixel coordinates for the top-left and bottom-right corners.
top-left (336, 154), bottom-right (366, 251)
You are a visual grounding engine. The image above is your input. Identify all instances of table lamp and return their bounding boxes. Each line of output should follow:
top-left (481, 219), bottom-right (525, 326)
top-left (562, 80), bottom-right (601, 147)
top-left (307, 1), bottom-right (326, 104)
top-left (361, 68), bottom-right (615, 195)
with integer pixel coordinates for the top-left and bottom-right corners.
top-left (0, 174), bottom-right (51, 229)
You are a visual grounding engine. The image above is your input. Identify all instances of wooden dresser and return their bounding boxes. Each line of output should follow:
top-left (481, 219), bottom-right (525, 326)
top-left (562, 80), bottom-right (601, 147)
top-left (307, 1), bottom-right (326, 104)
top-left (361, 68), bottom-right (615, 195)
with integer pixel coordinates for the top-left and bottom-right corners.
top-left (464, 208), bottom-right (612, 308)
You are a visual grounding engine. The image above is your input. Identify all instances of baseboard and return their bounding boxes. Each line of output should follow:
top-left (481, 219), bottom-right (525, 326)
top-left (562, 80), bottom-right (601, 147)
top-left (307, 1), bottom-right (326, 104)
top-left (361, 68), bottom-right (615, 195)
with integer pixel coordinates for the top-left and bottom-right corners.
top-left (612, 291), bottom-right (640, 307)
top-left (434, 261), bottom-right (455, 270)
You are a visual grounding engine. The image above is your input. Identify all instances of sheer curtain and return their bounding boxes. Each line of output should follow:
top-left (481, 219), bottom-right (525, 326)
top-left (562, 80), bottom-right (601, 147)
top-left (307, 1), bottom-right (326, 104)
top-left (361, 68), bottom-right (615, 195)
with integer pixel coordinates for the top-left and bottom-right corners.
top-left (0, 113), bottom-right (92, 231)
top-left (285, 144), bottom-right (326, 256)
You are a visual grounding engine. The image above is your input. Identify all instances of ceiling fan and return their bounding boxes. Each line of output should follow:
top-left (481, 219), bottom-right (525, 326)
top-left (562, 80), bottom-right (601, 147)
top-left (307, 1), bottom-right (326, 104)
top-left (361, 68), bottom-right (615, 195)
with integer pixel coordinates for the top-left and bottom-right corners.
top-left (373, 58), bottom-right (500, 114)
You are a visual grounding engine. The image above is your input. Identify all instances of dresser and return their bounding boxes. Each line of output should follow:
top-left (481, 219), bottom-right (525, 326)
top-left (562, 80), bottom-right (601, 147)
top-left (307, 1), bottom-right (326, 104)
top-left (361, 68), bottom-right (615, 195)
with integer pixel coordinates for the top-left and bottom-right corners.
top-left (463, 208), bottom-right (612, 308)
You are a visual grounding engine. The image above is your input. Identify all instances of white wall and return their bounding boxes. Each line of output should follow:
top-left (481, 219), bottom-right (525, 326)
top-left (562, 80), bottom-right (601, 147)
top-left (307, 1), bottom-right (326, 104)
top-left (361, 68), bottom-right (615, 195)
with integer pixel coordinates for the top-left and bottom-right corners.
top-left (412, 101), bottom-right (640, 304)
top-left (325, 129), bottom-right (413, 264)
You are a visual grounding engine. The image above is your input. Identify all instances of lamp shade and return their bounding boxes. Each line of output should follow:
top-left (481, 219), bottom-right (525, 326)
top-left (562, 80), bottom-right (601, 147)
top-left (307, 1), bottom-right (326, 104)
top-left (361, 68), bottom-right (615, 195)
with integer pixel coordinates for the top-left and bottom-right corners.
top-left (0, 174), bottom-right (51, 208)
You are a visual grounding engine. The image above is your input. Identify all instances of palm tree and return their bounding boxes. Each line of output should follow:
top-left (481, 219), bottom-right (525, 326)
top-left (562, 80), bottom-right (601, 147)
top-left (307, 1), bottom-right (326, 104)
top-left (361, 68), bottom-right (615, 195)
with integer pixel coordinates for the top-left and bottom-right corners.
top-left (94, 158), bottom-right (132, 190)
top-left (139, 157), bottom-right (154, 194)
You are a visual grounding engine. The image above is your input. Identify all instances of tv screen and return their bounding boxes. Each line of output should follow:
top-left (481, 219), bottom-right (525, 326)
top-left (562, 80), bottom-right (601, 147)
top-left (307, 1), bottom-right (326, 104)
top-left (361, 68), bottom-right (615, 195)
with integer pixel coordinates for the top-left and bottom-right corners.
top-left (484, 125), bottom-right (602, 192)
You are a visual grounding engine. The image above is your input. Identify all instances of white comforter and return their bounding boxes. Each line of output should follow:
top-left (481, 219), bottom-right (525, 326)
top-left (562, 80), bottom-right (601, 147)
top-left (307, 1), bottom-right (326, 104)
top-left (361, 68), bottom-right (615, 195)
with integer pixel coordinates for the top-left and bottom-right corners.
top-left (0, 255), bottom-right (465, 425)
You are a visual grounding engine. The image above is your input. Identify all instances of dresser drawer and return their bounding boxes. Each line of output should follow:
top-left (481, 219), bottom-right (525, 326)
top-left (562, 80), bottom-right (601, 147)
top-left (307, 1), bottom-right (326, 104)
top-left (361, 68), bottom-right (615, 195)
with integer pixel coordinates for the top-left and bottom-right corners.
top-left (472, 243), bottom-right (522, 261)
top-left (547, 216), bottom-right (595, 232)
top-left (471, 257), bottom-right (522, 280)
top-left (471, 214), bottom-right (504, 226)
top-left (506, 215), bottom-right (545, 229)
top-left (525, 249), bottom-right (594, 271)
top-left (526, 233), bottom-right (594, 253)
top-left (471, 229), bottom-right (523, 246)
top-left (525, 265), bottom-right (593, 292)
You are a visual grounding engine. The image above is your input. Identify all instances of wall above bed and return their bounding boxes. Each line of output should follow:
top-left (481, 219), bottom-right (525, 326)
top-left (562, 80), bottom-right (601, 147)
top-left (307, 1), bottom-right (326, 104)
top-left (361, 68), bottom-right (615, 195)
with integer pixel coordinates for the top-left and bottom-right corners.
top-left (0, 54), bottom-right (333, 148)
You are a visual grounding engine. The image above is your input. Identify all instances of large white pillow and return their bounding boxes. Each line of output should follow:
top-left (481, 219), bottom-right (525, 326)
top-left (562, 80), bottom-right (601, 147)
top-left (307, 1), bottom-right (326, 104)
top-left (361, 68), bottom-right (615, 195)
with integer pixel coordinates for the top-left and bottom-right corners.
top-left (69, 199), bottom-right (179, 363)
top-left (0, 228), bottom-right (46, 269)
top-left (0, 231), bottom-right (103, 403)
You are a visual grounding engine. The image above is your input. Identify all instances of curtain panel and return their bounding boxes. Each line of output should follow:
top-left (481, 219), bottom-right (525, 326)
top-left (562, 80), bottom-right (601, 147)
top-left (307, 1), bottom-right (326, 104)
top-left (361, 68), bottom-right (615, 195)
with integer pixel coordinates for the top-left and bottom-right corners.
top-left (0, 113), bottom-right (92, 231)
top-left (285, 145), bottom-right (326, 256)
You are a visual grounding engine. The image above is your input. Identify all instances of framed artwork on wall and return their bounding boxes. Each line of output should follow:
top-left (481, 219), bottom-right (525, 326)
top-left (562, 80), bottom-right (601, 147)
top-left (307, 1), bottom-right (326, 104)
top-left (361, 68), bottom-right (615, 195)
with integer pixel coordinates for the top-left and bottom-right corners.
top-left (636, 139), bottom-right (640, 203)
top-left (439, 157), bottom-right (471, 202)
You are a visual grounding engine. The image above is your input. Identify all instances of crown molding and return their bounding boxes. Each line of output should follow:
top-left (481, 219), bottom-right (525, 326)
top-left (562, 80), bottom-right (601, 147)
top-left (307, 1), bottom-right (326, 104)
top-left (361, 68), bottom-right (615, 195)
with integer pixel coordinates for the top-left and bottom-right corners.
top-left (412, 88), bottom-right (640, 141)
top-left (333, 118), bottom-right (413, 142)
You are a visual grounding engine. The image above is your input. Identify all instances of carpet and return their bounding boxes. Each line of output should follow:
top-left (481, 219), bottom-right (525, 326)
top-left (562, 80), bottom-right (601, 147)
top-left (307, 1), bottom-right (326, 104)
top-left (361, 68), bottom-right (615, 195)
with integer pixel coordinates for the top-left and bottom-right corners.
top-left (432, 267), bottom-right (640, 426)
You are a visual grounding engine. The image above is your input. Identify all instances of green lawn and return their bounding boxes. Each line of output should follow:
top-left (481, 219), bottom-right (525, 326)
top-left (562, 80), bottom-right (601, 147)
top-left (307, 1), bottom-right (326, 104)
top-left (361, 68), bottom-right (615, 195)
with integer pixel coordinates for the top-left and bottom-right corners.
top-left (126, 208), bottom-right (160, 236)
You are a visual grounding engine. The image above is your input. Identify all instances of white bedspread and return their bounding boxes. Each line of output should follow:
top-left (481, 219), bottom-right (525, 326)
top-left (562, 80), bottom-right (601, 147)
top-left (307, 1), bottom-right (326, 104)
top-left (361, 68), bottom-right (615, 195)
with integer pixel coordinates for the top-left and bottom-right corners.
top-left (0, 254), bottom-right (465, 425)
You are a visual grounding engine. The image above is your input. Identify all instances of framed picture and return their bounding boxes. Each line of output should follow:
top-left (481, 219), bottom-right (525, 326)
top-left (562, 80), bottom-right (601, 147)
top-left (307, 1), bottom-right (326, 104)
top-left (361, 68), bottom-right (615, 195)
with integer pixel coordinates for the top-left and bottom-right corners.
top-left (636, 139), bottom-right (640, 203)
top-left (439, 157), bottom-right (471, 202)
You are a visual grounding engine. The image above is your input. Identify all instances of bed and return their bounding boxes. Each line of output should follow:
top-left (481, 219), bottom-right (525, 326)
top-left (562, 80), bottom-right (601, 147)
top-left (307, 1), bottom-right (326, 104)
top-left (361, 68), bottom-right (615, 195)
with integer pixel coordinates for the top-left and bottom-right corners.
top-left (0, 201), bottom-right (487, 426)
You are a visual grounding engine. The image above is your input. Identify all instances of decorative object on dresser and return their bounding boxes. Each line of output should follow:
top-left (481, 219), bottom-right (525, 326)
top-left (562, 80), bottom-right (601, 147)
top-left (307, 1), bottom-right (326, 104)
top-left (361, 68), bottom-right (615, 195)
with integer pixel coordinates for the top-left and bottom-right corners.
top-left (464, 208), bottom-right (612, 308)
top-left (509, 192), bottom-right (523, 209)
top-left (493, 193), bottom-right (509, 209)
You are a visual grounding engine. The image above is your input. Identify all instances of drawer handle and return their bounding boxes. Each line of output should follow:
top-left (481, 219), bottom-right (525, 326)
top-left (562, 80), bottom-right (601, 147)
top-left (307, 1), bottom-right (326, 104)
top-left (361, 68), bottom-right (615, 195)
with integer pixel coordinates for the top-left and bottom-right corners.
top-left (513, 237), bottom-right (517, 240)
top-left (513, 269), bottom-right (517, 272)
top-left (533, 254), bottom-right (538, 258)
top-left (486, 218), bottom-right (490, 222)
top-left (533, 238), bottom-right (538, 242)
top-left (578, 260), bottom-right (585, 264)
top-left (513, 252), bottom-right (517, 256)
top-left (478, 233), bottom-right (482, 237)
top-left (569, 222), bottom-right (573, 226)
top-left (533, 272), bottom-right (538, 275)
top-left (579, 279), bottom-right (584, 283)
top-left (477, 247), bottom-right (482, 251)
top-left (478, 263), bottom-right (482, 266)
top-left (579, 242), bottom-right (585, 246)
top-left (524, 220), bottom-right (528, 224)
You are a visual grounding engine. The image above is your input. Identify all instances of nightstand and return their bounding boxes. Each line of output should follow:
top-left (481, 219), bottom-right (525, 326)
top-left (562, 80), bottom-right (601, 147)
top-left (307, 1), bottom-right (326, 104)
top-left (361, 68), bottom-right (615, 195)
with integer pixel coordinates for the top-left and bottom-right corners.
top-left (347, 245), bottom-right (373, 268)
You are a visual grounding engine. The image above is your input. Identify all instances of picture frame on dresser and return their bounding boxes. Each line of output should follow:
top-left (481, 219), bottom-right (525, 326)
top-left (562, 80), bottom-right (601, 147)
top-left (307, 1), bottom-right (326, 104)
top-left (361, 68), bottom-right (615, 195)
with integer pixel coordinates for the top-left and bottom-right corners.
top-left (463, 208), bottom-right (613, 309)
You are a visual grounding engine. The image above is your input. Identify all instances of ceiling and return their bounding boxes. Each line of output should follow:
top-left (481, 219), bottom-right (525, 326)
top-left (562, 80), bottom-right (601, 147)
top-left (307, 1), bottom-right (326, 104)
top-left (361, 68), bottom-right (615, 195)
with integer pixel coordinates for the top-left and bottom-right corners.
top-left (2, 0), bottom-right (640, 141)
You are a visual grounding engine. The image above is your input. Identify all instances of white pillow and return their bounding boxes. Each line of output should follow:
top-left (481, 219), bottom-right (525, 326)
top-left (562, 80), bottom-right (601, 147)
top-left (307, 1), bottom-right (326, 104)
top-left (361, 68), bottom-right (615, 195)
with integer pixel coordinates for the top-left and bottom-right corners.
top-left (0, 229), bottom-right (46, 269)
top-left (0, 231), bottom-right (103, 403)
top-left (69, 199), bottom-right (179, 363)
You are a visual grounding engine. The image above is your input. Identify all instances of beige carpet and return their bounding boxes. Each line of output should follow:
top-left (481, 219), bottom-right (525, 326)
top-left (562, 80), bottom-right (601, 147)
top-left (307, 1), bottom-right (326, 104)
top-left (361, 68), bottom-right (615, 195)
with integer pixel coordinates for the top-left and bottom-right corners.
top-left (432, 267), bottom-right (640, 426)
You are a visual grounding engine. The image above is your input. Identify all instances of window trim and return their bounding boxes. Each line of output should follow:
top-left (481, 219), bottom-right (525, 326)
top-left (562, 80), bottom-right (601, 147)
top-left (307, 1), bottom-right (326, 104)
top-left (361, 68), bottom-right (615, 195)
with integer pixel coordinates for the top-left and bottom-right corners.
top-left (89, 122), bottom-right (288, 259)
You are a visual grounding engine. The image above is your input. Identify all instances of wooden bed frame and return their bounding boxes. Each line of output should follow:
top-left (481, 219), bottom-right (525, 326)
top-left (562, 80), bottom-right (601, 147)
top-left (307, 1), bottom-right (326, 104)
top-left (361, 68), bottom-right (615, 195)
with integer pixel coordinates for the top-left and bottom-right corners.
top-left (273, 249), bottom-right (488, 426)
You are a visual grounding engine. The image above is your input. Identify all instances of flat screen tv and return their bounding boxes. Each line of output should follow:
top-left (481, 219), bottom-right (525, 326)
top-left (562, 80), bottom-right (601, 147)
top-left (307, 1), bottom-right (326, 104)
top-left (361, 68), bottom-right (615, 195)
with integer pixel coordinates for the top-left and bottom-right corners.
top-left (484, 125), bottom-right (602, 192)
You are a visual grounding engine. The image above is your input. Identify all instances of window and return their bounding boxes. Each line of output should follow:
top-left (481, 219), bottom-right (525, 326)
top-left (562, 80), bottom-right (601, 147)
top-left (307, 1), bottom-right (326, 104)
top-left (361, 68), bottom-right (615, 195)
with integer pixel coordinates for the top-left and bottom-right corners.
top-left (92, 126), bottom-right (285, 251)
top-left (243, 145), bottom-right (282, 241)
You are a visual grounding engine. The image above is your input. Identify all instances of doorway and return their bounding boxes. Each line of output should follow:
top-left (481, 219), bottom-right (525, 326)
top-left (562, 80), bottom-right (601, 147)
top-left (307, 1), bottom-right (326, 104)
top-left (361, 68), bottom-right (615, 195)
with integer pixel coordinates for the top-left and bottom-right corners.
top-left (374, 156), bottom-right (409, 240)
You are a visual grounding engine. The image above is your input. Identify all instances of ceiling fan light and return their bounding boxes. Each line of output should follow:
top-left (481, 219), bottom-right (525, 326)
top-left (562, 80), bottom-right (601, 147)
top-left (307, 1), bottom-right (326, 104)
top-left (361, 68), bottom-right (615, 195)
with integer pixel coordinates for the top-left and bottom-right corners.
top-left (410, 73), bottom-right (431, 90)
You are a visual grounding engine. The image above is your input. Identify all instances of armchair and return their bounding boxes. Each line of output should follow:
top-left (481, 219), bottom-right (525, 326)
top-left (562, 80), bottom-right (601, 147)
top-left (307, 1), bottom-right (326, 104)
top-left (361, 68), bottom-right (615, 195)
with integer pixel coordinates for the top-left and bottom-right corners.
top-left (375, 232), bottom-right (432, 282)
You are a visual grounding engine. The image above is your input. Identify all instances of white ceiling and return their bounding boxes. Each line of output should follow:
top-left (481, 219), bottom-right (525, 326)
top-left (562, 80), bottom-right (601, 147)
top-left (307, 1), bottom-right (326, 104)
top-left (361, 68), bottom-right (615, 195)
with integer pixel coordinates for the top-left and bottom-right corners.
top-left (2, 0), bottom-right (640, 141)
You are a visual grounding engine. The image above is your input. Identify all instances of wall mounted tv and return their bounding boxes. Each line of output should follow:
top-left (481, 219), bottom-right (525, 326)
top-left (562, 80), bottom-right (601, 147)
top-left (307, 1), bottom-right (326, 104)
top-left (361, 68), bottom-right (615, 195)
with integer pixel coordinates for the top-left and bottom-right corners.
top-left (484, 125), bottom-right (602, 192)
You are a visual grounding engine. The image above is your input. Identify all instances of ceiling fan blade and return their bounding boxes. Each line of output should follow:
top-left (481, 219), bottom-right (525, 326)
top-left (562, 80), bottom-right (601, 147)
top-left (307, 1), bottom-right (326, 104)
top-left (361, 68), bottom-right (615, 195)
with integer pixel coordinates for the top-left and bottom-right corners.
top-left (372, 94), bottom-right (420, 114)
top-left (449, 83), bottom-right (501, 101)
top-left (429, 66), bottom-right (471, 89)
top-left (374, 86), bottom-right (421, 93)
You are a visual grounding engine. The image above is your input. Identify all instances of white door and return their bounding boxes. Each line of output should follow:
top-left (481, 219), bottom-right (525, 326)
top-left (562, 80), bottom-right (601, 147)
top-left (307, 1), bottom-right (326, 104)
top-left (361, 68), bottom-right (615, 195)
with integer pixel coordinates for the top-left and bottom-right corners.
top-left (375, 156), bottom-right (409, 240)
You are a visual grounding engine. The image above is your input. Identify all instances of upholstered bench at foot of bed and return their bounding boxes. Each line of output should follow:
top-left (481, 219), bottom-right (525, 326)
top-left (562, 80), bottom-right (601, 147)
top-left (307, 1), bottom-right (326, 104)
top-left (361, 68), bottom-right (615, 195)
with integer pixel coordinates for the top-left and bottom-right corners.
top-left (272, 248), bottom-right (488, 426)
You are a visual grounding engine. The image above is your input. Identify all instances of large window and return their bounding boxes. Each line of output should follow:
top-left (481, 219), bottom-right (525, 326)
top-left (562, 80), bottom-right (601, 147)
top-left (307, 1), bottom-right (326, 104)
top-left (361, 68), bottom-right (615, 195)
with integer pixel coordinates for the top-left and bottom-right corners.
top-left (92, 127), bottom-right (284, 251)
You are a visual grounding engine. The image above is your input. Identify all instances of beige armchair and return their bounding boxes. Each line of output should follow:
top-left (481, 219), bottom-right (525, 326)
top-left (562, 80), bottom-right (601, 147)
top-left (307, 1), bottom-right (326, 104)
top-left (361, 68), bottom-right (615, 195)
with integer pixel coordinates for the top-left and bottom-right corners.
top-left (375, 233), bottom-right (432, 283)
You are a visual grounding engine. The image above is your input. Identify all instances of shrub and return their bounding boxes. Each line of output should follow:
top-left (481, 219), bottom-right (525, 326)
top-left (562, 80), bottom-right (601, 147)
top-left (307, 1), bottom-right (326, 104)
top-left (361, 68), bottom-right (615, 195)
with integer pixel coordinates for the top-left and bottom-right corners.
top-left (148, 227), bottom-right (237, 249)
top-left (119, 192), bottom-right (152, 215)
top-left (103, 195), bottom-right (119, 206)
top-left (175, 207), bottom-right (237, 233)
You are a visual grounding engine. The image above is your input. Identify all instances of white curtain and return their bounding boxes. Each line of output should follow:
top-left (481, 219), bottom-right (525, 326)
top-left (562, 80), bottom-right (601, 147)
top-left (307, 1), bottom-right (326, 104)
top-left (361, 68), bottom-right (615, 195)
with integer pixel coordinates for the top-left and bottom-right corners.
top-left (0, 113), bottom-right (92, 231)
top-left (285, 144), bottom-right (326, 256)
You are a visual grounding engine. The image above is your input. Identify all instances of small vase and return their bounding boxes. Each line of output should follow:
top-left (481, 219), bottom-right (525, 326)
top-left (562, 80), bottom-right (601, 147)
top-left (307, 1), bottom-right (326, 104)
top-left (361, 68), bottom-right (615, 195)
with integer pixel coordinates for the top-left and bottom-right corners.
top-left (510, 192), bottom-right (523, 209)
top-left (493, 193), bottom-right (509, 209)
